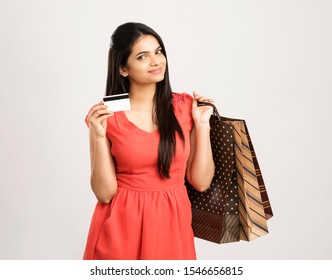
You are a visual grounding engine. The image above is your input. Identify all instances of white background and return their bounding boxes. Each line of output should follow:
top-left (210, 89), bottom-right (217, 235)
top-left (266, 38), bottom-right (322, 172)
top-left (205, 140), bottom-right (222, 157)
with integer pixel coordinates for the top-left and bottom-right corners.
top-left (0, 0), bottom-right (331, 259)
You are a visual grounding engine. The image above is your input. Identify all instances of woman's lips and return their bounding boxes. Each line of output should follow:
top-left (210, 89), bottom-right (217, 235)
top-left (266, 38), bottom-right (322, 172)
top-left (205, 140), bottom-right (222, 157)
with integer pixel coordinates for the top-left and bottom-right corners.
top-left (148, 67), bottom-right (162, 74)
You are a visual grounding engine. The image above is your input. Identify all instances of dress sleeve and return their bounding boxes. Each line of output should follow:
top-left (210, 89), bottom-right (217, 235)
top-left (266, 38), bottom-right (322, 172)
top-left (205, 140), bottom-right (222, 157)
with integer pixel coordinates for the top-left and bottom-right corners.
top-left (173, 92), bottom-right (194, 131)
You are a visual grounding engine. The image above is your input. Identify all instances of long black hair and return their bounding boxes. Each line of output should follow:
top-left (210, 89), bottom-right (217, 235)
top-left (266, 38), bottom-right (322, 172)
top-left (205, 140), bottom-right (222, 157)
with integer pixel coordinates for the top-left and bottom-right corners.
top-left (105, 22), bottom-right (184, 178)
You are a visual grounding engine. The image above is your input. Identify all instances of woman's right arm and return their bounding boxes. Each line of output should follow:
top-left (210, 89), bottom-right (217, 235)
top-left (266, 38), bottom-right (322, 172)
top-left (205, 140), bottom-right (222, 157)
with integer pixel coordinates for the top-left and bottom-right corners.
top-left (87, 102), bottom-right (117, 203)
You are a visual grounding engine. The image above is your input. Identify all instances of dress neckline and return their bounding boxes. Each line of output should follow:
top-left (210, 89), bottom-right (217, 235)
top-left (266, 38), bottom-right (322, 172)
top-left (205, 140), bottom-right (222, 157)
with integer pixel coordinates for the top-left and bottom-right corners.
top-left (119, 111), bottom-right (159, 135)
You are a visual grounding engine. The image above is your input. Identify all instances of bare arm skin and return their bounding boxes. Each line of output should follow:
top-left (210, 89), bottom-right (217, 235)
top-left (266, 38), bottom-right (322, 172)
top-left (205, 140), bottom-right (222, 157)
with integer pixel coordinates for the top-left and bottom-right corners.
top-left (186, 92), bottom-right (215, 192)
top-left (87, 102), bottom-right (117, 203)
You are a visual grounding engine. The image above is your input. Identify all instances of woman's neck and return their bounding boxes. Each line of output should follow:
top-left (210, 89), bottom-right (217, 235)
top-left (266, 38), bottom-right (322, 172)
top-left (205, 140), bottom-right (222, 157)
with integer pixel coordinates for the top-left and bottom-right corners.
top-left (129, 84), bottom-right (156, 111)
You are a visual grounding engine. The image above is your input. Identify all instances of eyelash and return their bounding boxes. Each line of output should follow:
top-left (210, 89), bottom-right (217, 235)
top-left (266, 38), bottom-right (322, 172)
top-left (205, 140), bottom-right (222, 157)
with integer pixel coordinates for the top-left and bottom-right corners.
top-left (137, 49), bottom-right (163, 60)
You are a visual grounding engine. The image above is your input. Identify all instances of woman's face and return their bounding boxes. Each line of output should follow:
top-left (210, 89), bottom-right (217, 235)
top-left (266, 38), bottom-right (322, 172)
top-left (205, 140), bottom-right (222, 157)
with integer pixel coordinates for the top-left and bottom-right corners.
top-left (121, 35), bottom-right (167, 86)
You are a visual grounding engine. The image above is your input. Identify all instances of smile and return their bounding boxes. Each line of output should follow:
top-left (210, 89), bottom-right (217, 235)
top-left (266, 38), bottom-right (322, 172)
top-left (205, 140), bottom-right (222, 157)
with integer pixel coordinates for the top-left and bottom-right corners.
top-left (148, 67), bottom-right (162, 74)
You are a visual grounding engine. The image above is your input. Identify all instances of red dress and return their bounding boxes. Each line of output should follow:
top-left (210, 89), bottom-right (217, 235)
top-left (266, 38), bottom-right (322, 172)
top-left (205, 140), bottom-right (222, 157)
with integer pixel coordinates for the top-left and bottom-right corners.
top-left (83, 93), bottom-right (196, 260)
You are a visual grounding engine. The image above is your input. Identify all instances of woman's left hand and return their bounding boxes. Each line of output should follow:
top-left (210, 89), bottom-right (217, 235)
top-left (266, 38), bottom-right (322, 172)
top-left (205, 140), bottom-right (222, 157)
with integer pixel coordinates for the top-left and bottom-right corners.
top-left (191, 91), bottom-right (215, 125)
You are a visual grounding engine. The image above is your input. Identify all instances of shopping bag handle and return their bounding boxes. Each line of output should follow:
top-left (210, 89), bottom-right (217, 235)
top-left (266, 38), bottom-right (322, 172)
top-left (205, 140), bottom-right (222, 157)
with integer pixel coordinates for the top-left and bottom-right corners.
top-left (197, 101), bottom-right (221, 121)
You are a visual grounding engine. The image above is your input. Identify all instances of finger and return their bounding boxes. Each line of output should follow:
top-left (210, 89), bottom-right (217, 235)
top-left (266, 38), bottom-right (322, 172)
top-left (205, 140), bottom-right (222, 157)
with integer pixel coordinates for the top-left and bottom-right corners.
top-left (94, 104), bottom-right (109, 111)
top-left (193, 91), bottom-right (211, 102)
top-left (198, 96), bottom-right (214, 103)
top-left (198, 96), bottom-right (208, 101)
top-left (88, 100), bottom-right (105, 117)
top-left (99, 113), bottom-right (114, 121)
top-left (192, 95), bottom-right (197, 110)
top-left (204, 98), bottom-right (214, 104)
top-left (89, 111), bottom-right (113, 125)
top-left (89, 110), bottom-right (109, 124)
top-left (93, 109), bottom-right (113, 119)
top-left (193, 91), bottom-right (202, 100)
top-left (89, 105), bottom-right (109, 118)
top-left (193, 92), bottom-right (206, 106)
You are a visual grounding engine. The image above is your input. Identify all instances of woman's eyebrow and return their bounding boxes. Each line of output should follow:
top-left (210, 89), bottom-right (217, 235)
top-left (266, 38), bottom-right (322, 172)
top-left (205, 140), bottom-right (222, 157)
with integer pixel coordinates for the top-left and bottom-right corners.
top-left (135, 46), bottom-right (162, 57)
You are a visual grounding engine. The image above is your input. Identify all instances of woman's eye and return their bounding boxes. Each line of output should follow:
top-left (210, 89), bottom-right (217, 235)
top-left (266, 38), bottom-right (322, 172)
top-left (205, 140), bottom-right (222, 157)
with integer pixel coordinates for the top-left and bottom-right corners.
top-left (137, 55), bottom-right (147, 60)
top-left (156, 49), bottom-right (162, 54)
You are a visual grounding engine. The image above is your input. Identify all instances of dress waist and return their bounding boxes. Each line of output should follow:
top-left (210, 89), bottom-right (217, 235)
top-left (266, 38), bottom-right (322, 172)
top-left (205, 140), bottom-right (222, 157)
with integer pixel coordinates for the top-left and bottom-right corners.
top-left (117, 182), bottom-right (185, 192)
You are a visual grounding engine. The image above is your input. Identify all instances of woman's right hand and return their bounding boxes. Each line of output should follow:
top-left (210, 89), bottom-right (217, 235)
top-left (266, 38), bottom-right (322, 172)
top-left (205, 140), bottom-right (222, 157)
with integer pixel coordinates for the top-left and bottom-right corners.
top-left (87, 101), bottom-right (114, 138)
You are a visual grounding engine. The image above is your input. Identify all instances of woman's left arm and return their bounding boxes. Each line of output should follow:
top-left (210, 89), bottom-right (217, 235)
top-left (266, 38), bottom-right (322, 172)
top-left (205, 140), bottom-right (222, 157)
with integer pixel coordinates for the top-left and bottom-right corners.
top-left (186, 92), bottom-right (215, 192)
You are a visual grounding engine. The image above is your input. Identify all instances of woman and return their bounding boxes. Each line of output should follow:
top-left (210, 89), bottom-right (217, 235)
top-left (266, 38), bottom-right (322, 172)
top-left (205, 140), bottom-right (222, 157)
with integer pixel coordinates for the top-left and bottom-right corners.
top-left (83, 22), bottom-right (215, 260)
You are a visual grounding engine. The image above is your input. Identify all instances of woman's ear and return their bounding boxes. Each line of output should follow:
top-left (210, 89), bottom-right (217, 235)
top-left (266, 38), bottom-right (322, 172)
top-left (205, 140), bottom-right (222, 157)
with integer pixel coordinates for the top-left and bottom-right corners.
top-left (119, 67), bottom-right (128, 77)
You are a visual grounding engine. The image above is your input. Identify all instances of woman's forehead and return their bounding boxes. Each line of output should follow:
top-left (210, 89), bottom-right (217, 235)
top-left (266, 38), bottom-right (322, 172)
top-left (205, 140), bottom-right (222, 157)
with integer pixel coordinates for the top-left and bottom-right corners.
top-left (131, 35), bottom-right (160, 54)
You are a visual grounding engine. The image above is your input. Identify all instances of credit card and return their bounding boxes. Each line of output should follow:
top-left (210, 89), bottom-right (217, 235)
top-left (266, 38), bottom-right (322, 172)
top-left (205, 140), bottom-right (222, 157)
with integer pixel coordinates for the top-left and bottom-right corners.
top-left (103, 93), bottom-right (130, 112)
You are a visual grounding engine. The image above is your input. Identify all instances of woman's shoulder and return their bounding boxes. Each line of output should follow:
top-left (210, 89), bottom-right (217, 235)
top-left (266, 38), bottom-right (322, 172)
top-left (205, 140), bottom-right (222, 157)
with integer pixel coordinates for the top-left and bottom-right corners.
top-left (172, 93), bottom-right (194, 128)
top-left (172, 92), bottom-right (193, 102)
top-left (172, 92), bottom-right (193, 112)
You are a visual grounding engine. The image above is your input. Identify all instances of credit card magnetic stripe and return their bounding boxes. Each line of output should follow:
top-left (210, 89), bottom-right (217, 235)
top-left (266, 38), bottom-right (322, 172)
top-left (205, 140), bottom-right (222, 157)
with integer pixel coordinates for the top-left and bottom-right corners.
top-left (103, 94), bottom-right (129, 102)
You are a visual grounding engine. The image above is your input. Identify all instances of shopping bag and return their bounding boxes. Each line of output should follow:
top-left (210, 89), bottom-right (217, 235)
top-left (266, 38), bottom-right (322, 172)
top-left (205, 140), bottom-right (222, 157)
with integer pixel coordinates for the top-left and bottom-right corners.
top-left (185, 101), bottom-right (273, 243)
top-left (243, 120), bottom-right (273, 220)
top-left (229, 117), bottom-right (269, 241)
top-left (186, 118), bottom-right (240, 244)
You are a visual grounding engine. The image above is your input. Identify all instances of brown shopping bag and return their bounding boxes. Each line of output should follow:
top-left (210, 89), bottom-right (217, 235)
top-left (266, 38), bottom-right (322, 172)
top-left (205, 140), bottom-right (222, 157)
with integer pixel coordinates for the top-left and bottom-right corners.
top-left (185, 101), bottom-right (273, 243)
top-left (230, 117), bottom-right (269, 241)
top-left (243, 120), bottom-right (273, 220)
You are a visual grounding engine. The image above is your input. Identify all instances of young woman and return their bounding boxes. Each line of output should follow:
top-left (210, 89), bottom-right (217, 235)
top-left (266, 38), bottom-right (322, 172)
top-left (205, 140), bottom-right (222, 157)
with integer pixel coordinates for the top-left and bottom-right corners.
top-left (83, 22), bottom-right (215, 260)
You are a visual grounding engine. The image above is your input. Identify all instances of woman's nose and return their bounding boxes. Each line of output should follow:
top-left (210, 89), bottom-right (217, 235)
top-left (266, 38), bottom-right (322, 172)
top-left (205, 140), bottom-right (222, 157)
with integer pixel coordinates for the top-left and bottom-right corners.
top-left (150, 56), bottom-right (160, 66)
